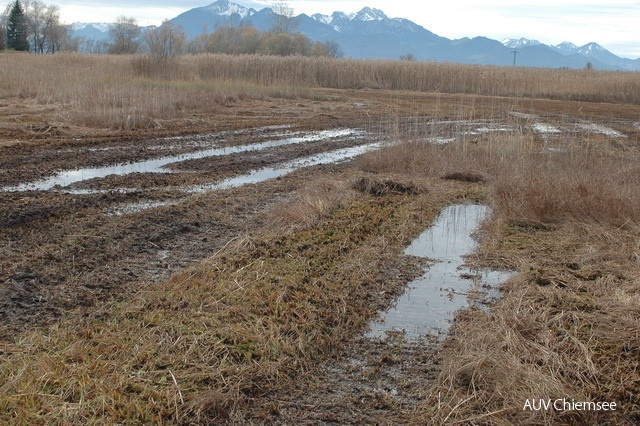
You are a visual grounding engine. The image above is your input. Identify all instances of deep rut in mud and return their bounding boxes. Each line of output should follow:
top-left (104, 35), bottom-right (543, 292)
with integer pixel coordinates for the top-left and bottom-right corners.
top-left (0, 125), bottom-right (370, 341)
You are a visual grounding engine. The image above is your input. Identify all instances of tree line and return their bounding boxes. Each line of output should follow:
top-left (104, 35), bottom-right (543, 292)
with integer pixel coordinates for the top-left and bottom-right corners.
top-left (1, 0), bottom-right (69, 53)
top-left (0, 0), bottom-right (341, 58)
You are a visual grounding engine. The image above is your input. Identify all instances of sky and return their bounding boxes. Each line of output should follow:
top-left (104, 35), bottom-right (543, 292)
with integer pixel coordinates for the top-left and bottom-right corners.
top-left (5, 0), bottom-right (639, 58)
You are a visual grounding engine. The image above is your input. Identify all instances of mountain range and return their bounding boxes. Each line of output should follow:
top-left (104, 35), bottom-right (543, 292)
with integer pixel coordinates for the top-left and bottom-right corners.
top-left (71, 0), bottom-right (640, 71)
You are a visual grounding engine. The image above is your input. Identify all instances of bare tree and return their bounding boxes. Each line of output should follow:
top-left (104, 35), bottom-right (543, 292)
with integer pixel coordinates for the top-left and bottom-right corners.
top-left (24, 0), bottom-right (62, 53)
top-left (144, 20), bottom-right (186, 61)
top-left (46, 22), bottom-right (74, 52)
top-left (108, 16), bottom-right (140, 54)
top-left (321, 40), bottom-right (342, 58)
top-left (271, 1), bottom-right (296, 34)
top-left (80, 38), bottom-right (109, 54)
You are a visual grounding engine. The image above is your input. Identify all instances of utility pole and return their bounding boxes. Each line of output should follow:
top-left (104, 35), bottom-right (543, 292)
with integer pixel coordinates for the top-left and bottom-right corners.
top-left (512, 50), bottom-right (519, 67)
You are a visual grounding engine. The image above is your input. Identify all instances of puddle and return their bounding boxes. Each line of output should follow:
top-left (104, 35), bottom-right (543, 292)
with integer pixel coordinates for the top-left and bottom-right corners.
top-left (105, 143), bottom-right (381, 215)
top-left (2, 129), bottom-right (364, 192)
top-left (428, 137), bottom-right (455, 145)
top-left (108, 200), bottom-right (180, 216)
top-left (510, 112), bottom-right (537, 119)
top-left (367, 204), bottom-right (513, 340)
top-left (532, 123), bottom-right (561, 134)
top-left (187, 143), bottom-right (381, 192)
top-left (576, 123), bottom-right (625, 138)
top-left (469, 126), bottom-right (513, 134)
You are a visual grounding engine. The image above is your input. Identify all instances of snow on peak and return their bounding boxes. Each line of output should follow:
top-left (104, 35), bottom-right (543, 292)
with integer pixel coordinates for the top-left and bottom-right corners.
top-left (71, 22), bottom-right (110, 32)
top-left (353, 7), bottom-right (387, 22)
top-left (311, 13), bottom-right (332, 25)
top-left (330, 11), bottom-right (354, 21)
top-left (556, 41), bottom-right (579, 53)
top-left (204, 0), bottom-right (254, 18)
top-left (312, 7), bottom-right (388, 28)
top-left (501, 38), bottom-right (541, 49)
top-left (577, 42), bottom-right (608, 56)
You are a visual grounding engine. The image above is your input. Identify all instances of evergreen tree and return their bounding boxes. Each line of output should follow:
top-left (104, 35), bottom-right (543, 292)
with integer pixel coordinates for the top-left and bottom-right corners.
top-left (7, 0), bottom-right (29, 51)
top-left (0, 25), bottom-right (6, 51)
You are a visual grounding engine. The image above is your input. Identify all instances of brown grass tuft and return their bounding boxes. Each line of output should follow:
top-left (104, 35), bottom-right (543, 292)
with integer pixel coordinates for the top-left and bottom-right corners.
top-left (352, 175), bottom-right (421, 196)
top-left (442, 171), bottom-right (487, 183)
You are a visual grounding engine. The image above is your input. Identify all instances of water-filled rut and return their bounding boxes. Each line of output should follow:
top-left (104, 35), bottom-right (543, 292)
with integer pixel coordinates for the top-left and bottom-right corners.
top-left (368, 204), bottom-right (513, 339)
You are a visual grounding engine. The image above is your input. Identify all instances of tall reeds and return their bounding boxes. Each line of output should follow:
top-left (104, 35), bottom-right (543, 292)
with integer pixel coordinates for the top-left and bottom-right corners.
top-left (1, 53), bottom-right (639, 130)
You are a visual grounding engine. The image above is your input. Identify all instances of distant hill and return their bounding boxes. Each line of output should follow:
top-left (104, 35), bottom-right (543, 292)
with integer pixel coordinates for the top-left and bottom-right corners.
top-left (71, 0), bottom-right (640, 70)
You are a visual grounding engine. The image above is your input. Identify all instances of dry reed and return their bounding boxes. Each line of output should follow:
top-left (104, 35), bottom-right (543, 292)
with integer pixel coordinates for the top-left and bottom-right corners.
top-left (2, 53), bottom-right (640, 131)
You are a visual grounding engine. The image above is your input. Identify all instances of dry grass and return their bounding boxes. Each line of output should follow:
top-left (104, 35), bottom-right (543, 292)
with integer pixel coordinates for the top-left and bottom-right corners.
top-left (1, 53), bottom-right (640, 131)
top-left (263, 178), bottom-right (357, 233)
top-left (1, 52), bottom-right (639, 423)
top-left (0, 53), bottom-right (311, 131)
top-left (356, 114), bottom-right (640, 424)
top-left (0, 177), bottom-right (474, 424)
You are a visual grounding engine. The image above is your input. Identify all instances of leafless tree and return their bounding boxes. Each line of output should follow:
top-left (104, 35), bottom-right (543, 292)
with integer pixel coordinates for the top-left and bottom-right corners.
top-left (270, 1), bottom-right (297, 34)
top-left (108, 16), bottom-right (140, 54)
top-left (22, 0), bottom-right (65, 53)
top-left (144, 20), bottom-right (186, 61)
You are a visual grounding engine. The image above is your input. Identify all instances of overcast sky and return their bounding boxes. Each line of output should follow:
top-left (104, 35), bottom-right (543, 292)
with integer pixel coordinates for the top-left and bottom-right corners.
top-left (7, 0), bottom-right (639, 58)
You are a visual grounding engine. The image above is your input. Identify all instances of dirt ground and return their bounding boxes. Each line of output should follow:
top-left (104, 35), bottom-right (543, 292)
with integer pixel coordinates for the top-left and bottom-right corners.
top-left (1, 89), bottom-right (639, 424)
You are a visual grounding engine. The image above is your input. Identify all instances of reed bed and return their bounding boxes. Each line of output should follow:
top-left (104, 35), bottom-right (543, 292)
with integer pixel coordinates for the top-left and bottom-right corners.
top-left (1, 53), bottom-right (639, 130)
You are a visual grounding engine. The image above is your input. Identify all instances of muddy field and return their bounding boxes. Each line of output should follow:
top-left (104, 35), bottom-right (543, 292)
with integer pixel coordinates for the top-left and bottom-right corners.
top-left (1, 89), bottom-right (639, 424)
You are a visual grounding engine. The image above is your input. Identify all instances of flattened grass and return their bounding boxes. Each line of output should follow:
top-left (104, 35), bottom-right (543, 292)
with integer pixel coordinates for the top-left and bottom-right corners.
top-left (0, 178), bottom-right (477, 424)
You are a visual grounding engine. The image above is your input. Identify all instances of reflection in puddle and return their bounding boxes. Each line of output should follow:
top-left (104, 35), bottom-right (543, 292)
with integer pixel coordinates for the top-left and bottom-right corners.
top-left (108, 200), bottom-right (180, 216)
top-left (187, 143), bottom-right (381, 192)
top-left (107, 143), bottom-right (381, 215)
top-left (532, 123), bottom-right (561, 134)
top-left (367, 204), bottom-right (513, 340)
top-left (576, 122), bottom-right (625, 138)
top-left (2, 129), bottom-right (364, 192)
top-left (510, 112), bottom-right (537, 119)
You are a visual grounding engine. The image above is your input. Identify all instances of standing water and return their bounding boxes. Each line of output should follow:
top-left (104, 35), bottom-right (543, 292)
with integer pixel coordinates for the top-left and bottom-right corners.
top-left (367, 204), bottom-right (513, 339)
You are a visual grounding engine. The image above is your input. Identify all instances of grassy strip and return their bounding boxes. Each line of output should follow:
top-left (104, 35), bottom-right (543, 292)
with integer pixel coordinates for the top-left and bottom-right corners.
top-left (355, 122), bottom-right (640, 423)
top-left (418, 219), bottom-right (640, 425)
top-left (0, 178), bottom-right (480, 424)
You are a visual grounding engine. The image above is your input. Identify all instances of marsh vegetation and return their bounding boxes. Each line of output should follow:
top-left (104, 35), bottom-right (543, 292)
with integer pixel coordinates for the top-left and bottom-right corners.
top-left (0, 53), bottom-right (638, 424)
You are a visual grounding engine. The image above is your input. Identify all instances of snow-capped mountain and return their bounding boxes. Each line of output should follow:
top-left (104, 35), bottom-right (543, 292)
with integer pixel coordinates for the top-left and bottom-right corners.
top-left (312, 7), bottom-right (387, 28)
top-left (352, 7), bottom-right (387, 22)
top-left (71, 22), bottom-right (111, 32)
top-left (200, 0), bottom-right (255, 18)
top-left (70, 1), bottom-right (639, 70)
top-left (501, 38), bottom-right (542, 49)
top-left (555, 41), bottom-right (579, 54)
top-left (577, 42), bottom-right (608, 56)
